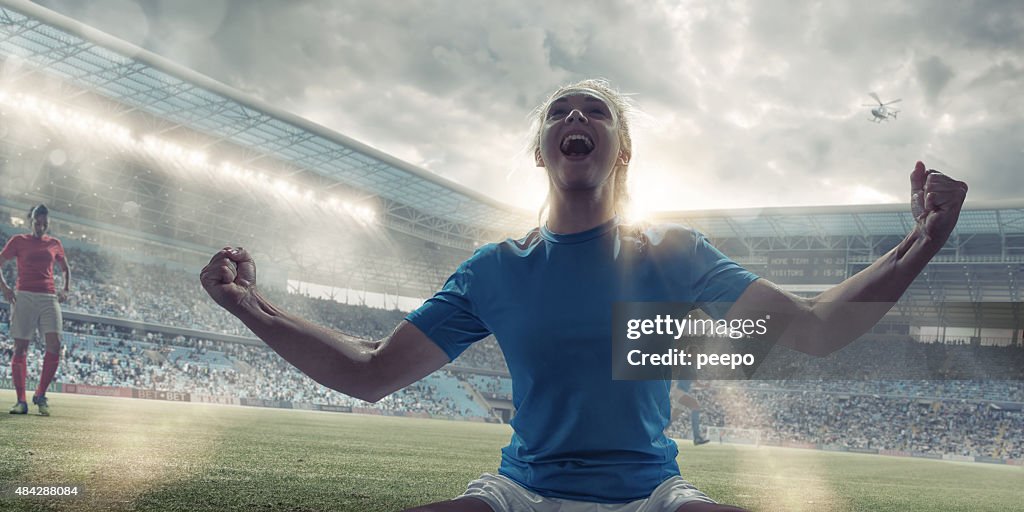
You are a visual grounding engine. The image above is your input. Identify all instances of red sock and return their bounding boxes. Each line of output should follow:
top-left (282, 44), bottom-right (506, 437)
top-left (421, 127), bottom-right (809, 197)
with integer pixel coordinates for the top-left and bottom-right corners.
top-left (35, 351), bottom-right (60, 398)
top-left (12, 354), bottom-right (27, 403)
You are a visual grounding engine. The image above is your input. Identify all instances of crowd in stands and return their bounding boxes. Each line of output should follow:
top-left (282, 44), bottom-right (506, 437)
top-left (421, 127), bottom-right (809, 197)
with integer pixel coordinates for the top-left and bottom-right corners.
top-left (464, 373), bottom-right (513, 401)
top-left (733, 379), bottom-right (1024, 403)
top-left (748, 336), bottom-right (1024, 381)
top-left (670, 384), bottom-right (1023, 460)
top-left (452, 337), bottom-right (508, 372)
top-left (0, 322), bottom-right (489, 419)
top-left (1, 231), bottom-right (406, 340)
top-left (58, 251), bottom-right (405, 339)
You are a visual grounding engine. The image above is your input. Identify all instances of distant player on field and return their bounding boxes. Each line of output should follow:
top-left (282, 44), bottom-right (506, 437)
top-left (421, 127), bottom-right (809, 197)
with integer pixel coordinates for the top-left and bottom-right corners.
top-left (202, 79), bottom-right (967, 511)
top-left (672, 380), bottom-right (710, 446)
top-left (1, 204), bottom-right (70, 416)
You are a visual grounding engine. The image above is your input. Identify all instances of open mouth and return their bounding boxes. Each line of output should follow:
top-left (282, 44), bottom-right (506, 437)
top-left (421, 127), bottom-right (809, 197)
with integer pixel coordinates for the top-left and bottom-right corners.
top-left (560, 133), bottom-right (594, 157)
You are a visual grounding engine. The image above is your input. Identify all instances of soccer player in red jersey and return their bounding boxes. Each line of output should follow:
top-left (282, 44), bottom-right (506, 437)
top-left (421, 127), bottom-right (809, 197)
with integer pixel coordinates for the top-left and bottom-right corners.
top-left (1, 204), bottom-right (71, 416)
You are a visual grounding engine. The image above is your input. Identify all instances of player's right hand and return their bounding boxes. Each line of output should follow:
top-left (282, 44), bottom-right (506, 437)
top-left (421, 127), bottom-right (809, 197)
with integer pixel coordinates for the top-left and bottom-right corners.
top-left (1, 286), bottom-right (14, 305)
top-left (200, 247), bottom-right (256, 313)
top-left (910, 161), bottom-right (967, 248)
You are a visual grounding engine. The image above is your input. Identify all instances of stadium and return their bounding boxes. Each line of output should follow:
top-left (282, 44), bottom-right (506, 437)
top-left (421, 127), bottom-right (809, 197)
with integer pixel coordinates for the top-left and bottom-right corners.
top-left (0, 1), bottom-right (1021, 511)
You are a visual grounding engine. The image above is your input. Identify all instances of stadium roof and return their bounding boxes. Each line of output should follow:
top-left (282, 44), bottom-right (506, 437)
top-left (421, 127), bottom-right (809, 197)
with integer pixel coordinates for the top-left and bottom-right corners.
top-left (0, 0), bottom-right (533, 248)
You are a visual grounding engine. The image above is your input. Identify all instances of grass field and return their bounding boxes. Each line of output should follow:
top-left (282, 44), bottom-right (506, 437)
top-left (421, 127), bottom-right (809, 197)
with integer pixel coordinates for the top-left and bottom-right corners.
top-left (0, 390), bottom-right (1020, 511)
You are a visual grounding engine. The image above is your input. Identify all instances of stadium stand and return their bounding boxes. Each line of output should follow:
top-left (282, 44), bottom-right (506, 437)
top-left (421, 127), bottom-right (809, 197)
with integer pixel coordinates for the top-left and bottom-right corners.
top-left (673, 384), bottom-right (1023, 460)
top-left (465, 374), bottom-right (513, 401)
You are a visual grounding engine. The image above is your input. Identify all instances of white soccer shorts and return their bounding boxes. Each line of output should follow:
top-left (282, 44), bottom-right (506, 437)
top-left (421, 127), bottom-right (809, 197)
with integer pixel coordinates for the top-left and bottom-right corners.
top-left (10, 290), bottom-right (62, 340)
top-left (458, 472), bottom-right (716, 512)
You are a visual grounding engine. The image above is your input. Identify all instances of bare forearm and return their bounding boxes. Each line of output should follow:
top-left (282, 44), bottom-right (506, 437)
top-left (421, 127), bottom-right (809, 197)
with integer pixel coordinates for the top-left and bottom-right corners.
top-left (0, 260), bottom-right (11, 291)
top-left (807, 226), bottom-right (940, 354)
top-left (229, 289), bottom-right (383, 401)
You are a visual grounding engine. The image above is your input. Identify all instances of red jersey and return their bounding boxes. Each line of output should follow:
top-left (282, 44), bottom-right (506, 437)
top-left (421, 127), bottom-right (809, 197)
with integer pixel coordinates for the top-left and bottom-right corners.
top-left (0, 234), bottom-right (66, 294)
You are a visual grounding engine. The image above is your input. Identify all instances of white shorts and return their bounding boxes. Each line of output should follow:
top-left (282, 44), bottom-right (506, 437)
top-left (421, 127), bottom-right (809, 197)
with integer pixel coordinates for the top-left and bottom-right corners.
top-left (458, 473), bottom-right (715, 512)
top-left (10, 290), bottom-right (62, 340)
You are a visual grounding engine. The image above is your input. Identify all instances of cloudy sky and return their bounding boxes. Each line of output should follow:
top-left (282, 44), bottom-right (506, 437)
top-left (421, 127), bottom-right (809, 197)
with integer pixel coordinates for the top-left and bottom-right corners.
top-left (33, 0), bottom-right (1024, 214)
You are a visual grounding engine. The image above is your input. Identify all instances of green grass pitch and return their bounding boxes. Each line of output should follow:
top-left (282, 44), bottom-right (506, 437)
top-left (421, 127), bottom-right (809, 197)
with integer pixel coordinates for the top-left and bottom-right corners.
top-left (0, 390), bottom-right (1019, 511)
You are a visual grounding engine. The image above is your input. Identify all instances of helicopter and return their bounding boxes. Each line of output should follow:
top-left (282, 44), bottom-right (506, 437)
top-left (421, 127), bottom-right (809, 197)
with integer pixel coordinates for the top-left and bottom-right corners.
top-left (863, 92), bottom-right (901, 123)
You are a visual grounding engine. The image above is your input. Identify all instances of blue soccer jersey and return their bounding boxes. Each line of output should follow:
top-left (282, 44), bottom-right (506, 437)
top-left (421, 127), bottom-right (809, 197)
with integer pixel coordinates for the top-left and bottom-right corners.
top-left (406, 216), bottom-right (758, 503)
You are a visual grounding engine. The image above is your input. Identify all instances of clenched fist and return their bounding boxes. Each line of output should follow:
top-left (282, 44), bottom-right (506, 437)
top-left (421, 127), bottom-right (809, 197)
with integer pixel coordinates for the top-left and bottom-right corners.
top-left (910, 161), bottom-right (968, 247)
top-left (200, 246), bottom-right (257, 313)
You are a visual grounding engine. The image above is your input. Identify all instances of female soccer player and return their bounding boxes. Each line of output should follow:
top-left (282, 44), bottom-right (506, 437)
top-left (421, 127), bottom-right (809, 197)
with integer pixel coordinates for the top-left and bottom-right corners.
top-left (2, 204), bottom-right (70, 416)
top-left (201, 79), bottom-right (967, 511)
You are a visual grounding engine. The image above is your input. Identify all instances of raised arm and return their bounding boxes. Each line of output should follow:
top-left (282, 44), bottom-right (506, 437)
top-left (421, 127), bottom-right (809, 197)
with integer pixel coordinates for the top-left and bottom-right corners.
top-left (200, 247), bottom-right (449, 402)
top-left (727, 161), bottom-right (968, 357)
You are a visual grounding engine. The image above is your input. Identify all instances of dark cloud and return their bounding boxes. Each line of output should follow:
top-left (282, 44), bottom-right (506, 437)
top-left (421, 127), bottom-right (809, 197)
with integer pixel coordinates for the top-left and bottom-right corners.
top-left (916, 56), bottom-right (955, 105)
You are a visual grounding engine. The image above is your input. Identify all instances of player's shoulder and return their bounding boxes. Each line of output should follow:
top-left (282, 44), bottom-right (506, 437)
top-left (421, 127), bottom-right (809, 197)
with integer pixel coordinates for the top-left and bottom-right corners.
top-left (504, 227), bottom-right (543, 251)
top-left (454, 239), bottom-right (504, 273)
top-left (7, 233), bottom-right (30, 245)
top-left (634, 221), bottom-right (700, 239)
top-left (621, 221), bottom-right (702, 251)
top-left (485, 227), bottom-right (544, 258)
top-left (457, 227), bottom-right (545, 272)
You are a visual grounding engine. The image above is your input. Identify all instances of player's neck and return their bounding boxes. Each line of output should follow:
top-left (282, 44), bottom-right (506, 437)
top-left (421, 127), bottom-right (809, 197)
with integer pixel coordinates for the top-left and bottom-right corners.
top-left (545, 201), bottom-right (616, 235)
top-left (544, 178), bottom-right (618, 234)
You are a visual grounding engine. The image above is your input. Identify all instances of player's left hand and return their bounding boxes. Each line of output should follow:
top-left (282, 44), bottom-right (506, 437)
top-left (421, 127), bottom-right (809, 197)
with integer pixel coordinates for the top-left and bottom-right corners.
top-left (910, 161), bottom-right (968, 248)
top-left (57, 289), bottom-right (68, 303)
